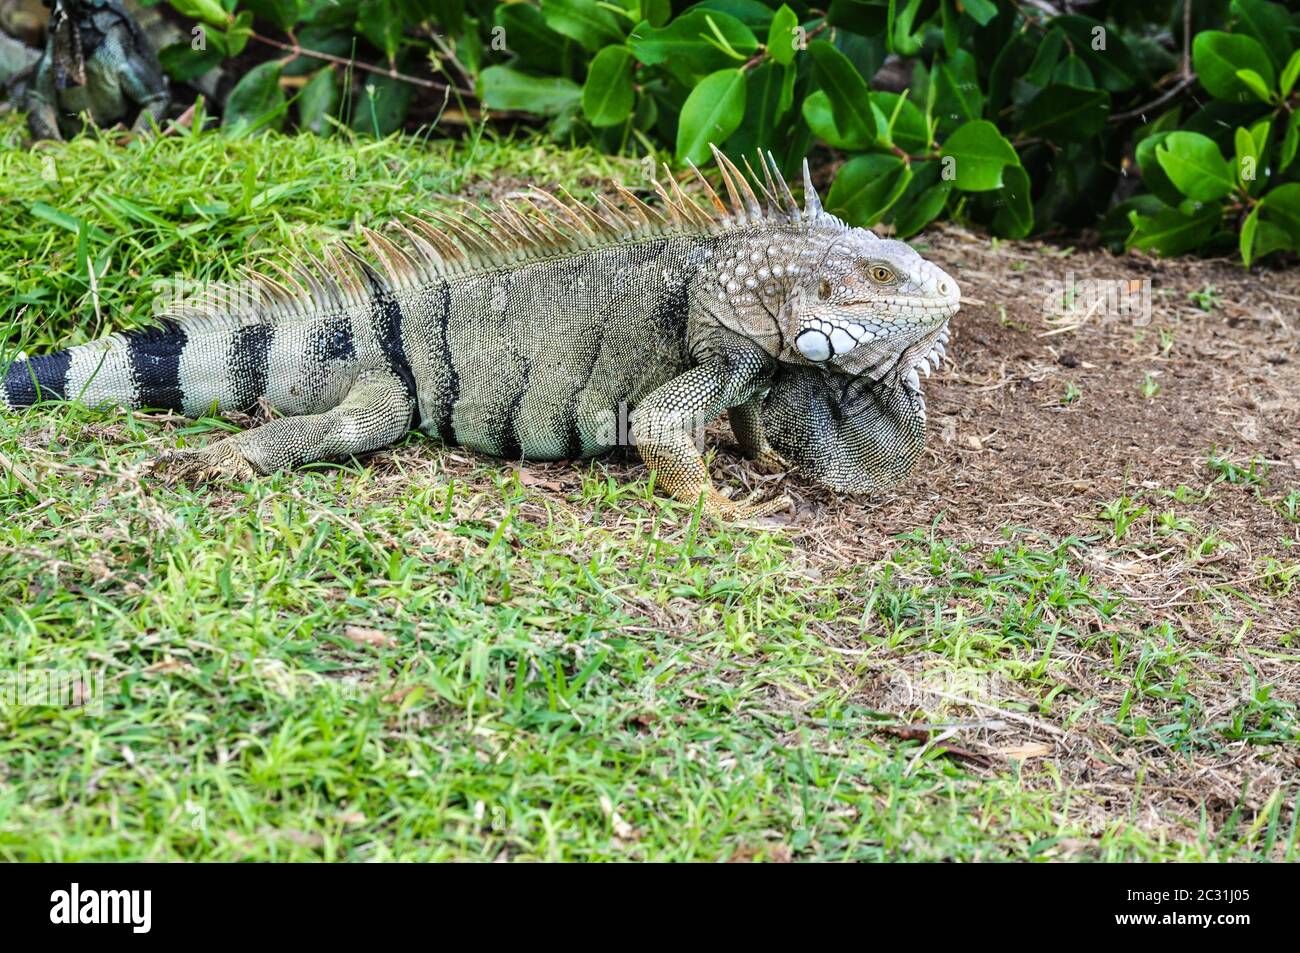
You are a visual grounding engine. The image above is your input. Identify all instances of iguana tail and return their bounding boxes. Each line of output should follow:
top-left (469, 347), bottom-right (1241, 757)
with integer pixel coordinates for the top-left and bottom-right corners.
top-left (2, 309), bottom-right (362, 418)
top-left (4, 321), bottom-right (193, 412)
top-left (3, 242), bottom-right (421, 420)
top-left (4, 320), bottom-right (241, 415)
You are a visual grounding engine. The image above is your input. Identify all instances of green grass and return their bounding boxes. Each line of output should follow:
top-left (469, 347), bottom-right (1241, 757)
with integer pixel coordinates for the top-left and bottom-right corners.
top-left (2, 115), bottom-right (1297, 860)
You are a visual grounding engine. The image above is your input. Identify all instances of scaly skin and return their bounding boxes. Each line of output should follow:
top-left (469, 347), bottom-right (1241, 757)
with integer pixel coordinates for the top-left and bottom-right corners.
top-left (25, 0), bottom-right (168, 141)
top-left (2, 151), bottom-right (960, 521)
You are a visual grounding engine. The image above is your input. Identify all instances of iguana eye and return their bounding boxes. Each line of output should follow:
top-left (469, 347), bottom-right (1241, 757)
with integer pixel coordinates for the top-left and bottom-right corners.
top-left (868, 265), bottom-right (895, 283)
top-left (817, 279), bottom-right (832, 300)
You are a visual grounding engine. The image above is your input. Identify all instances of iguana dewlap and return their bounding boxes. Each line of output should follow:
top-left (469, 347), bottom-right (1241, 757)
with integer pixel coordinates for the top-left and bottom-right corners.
top-left (3, 149), bottom-right (959, 519)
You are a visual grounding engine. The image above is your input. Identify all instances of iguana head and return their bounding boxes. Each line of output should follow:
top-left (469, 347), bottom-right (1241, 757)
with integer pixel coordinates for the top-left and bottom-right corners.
top-left (690, 150), bottom-right (960, 393)
top-left (781, 224), bottom-right (960, 389)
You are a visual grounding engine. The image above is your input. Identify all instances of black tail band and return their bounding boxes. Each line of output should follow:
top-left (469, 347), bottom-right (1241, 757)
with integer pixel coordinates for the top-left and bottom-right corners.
top-left (4, 351), bottom-right (71, 407)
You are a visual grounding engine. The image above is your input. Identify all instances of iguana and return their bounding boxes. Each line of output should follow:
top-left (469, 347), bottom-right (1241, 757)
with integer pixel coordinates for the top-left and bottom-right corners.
top-left (2, 150), bottom-right (959, 519)
top-left (25, 0), bottom-right (168, 141)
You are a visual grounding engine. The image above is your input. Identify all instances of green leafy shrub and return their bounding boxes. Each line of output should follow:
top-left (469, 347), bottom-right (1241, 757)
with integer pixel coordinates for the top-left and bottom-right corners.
top-left (154, 0), bottom-right (1299, 262)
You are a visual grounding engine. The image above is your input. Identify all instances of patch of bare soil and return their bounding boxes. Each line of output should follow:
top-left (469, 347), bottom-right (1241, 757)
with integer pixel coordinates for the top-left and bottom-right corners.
top-left (773, 225), bottom-right (1298, 584)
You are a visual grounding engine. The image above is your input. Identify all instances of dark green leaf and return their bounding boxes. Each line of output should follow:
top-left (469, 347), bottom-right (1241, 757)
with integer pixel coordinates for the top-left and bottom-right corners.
top-left (478, 66), bottom-right (581, 115)
top-left (1126, 203), bottom-right (1221, 256)
top-left (427, 0), bottom-right (465, 35)
top-left (1154, 131), bottom-right (1236, 202)
top-left (1024, 30), bottom-right (1066, 88)
top-left (1259, 183), bottom-right (1300, 245)
top-left (676, 68), bottom-right (747, 165)
top-left (1134, 131), bottom-right (1184, 206)
top-left (889, 0), bottom-right (927, 57)
top-left (642, 0), bottom-right (672, 27)
top-left (961, 0), bottom-right (998, 27)
top-left (582, 46), bottom-right (636, 128)
top-left (1281, 111), bottom-right (1300, 171)
top-left (826, 0), bottom-right (887, 36)
top-left (541, 0), bottom-right (627, 53)
top-left (351, 70), bottom-right (412, 136)
top-left (767, 5), bottom-right (799, 67)
top-left (987, 29), bottom-right (1036, 113)
top-left (889, 162), bottom-right (951, 238)
top-left (1019, 84), bottom-right (1110, 141)
top-left (835, 30), bottom-right (888, 90)
top-left (632, 89), bottom-right (659, 131)
top-left (1230, 0), bottom-right (1292, 74)
top-left (939, 120), bottom-right (1019, 192)
top-left (1193, 31), bottom-right (1276, 101)
top-left (731, 61), bottom-right (794, 155)
top-left (871, 91), bottom-right (929, 154)
top-left (495, 4), bottom-right (572, 74)
top-left (1050, 15), bottom-right (1143, 92)
top-left (1053, 54), bottom-right (1093, 87)
top-left (893, 184), bottom-right (950, 238)
top-left (158, 40), bottom-right (226, 83)
top-left (686, 0), bottom-right (774, 31)
top-left (281, 25), bottom-right (358, 77)
top-left (628, 11), bottom-right (757, 87)
top-left (297, 66), bottom-right (339, 136)
top-left (990, 163), bottom-right (1033, 238)
top-left (940, 0), bottom-right (959, 57)
top-left (223, 61), bottom-right (287, 136)
top-left (456, 21), bottom-right (482, 76)
top-left (1240, 205), bottom-right (1293, 266)
top-left (1099, 194), bottom-right (1165, 251)
top-left (224, 11), bottom-right (254, 57)
top-left (933, 48), bottom-right (984, 134)
top-left (825, 154), bottom-right (912, 226)
top-left (239, 0), bottom-right (310, 31)
top-left (801, 90), bottom-right (862, 151)
top-left (808, 40), bottom-right (877, 147)
top-left (357, 0), bottom-right (405, 61)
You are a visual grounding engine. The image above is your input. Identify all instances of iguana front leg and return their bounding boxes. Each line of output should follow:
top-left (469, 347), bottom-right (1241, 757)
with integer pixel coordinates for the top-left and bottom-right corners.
top-left (632, 359), bottom-right (791, 520)
top-left (154, 369), bottom-right (413, 481)
top-left (728, 399), bottom-right (790, 471)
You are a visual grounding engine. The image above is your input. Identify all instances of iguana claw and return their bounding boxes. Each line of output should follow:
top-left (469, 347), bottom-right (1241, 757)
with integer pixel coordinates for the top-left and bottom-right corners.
top-left (701, 487), bottom-right (793, 521)
top-left (151, 445), bottom-right (256, 485)
top-left (752, 447), bottom-right (791, 472)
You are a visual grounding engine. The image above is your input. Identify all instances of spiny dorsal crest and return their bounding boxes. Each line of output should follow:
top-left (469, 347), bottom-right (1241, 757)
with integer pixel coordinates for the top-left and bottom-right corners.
top-left (157, 147), bottom-right (835, 328)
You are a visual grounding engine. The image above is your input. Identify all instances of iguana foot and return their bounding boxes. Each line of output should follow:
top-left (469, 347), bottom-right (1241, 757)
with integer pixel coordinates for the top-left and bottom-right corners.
top-left (751, 446), bottom-right (790, 472)
top-left (152, 443), bottom-right (257, 485)
top-left (701, 486), bottom-right (793, 521)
